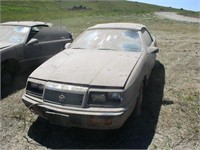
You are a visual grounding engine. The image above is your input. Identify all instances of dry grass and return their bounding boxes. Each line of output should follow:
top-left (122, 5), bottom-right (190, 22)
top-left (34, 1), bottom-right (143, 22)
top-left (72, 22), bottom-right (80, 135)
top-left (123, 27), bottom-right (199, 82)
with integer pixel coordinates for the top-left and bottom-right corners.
top-left (149, 24), bottom-right (200, 149)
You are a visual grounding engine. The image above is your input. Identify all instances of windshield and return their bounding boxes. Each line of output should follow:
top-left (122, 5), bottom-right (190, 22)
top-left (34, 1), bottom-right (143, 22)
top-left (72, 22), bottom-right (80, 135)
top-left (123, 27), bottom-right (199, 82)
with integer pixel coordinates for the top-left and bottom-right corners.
top-left (0, 25), bottom-right (30, 44)
top-left (71, 29), bottom-right (142, 52)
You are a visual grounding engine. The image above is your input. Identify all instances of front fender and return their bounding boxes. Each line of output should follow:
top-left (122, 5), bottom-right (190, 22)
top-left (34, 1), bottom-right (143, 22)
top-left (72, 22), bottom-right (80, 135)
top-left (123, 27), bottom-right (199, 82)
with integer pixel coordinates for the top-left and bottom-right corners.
top-left (123, 52), bottom-right (147, 105)
top-left (1, 45), bottom-right (18, 63)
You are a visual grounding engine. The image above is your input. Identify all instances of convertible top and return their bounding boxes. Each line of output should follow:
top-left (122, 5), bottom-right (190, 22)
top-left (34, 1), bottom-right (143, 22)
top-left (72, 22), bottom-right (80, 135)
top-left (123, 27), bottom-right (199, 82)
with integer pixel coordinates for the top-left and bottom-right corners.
top-left (88, 23), bottom-right (146, 30)
top-left (1, 21), bottom-right (52, 27)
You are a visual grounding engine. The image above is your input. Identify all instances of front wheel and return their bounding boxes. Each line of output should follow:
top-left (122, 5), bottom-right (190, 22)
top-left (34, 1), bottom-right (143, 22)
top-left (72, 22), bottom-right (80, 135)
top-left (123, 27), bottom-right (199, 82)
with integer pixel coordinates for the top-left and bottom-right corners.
top-left (1, 61), bottom-right (18, 87)
top-left (1, 69), bottom-right (13, 87)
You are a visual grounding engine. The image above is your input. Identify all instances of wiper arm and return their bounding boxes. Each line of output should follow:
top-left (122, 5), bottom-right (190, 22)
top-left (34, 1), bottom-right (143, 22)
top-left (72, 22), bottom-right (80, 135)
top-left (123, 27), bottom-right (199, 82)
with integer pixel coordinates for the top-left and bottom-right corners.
top-left (71, 47), bottom-right (85, 49)
top-left (97, 48), bottom-right (117, 51)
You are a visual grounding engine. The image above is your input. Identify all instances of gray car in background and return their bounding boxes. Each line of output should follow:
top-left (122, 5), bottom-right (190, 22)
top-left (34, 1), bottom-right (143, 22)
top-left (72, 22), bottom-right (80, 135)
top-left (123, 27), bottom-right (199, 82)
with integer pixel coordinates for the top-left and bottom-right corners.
top-left (22, 23), bottom-right (159, 129)
top-left (1, 21), bottom-right (73, 86)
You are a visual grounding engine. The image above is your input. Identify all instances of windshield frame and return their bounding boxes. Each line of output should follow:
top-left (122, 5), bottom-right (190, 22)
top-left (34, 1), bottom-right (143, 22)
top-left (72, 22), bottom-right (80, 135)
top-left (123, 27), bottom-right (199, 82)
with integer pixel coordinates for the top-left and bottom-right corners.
top-left (70, 28), bottom-right (143, 52)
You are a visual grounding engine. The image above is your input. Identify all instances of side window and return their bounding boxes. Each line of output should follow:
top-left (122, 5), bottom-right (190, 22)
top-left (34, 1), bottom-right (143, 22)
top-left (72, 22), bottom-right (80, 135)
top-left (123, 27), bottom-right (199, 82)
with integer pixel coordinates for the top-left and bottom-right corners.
top-left (27, 25), bottom-right (49, 42)
top-left (142, 28), bottom-right (153, 47)
top-left (32, 25), bottom-right (48, 32)
top-left (34, 26), bottom-right (71, 42)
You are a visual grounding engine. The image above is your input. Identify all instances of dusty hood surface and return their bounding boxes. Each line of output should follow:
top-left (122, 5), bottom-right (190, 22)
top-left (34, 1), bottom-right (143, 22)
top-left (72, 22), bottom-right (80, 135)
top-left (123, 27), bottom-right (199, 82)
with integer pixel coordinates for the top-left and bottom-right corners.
top-left (0, 42), bottom-right (15, 50)
top-left (30, 49), bottom-right (141, 88)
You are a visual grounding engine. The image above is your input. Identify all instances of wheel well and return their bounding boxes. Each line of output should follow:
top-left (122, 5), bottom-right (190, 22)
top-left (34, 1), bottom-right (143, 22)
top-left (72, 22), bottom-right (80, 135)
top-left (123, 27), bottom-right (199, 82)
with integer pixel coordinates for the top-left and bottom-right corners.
top-left (143, 76), bottom-right (148, 88)
top-left (1, 59), bottom-right (20, 74)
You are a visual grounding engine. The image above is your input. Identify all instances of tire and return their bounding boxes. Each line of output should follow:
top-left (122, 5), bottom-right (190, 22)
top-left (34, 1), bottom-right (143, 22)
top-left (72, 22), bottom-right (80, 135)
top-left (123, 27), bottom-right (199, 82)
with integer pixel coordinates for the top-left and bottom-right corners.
top-left (1, 70), bottom-right (13, 86)
top-left (1, 60), bottom-right (18, 87)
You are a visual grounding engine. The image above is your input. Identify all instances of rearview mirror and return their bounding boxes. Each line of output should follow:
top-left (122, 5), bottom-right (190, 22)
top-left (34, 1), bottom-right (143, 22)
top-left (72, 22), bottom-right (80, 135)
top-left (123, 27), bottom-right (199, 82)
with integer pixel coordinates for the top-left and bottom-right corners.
top-left (65, 43), bottom-right (71, 49)
top-left (147, 46), bottom-right (159, 54)
top-left (27, 38), bottom-right (39, 45)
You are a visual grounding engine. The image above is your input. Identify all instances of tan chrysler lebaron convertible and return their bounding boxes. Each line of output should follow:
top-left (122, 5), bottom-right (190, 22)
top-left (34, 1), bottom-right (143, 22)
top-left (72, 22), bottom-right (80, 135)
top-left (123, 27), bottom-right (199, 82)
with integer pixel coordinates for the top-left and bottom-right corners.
top-left (22, 23), bottom-right (159, 129)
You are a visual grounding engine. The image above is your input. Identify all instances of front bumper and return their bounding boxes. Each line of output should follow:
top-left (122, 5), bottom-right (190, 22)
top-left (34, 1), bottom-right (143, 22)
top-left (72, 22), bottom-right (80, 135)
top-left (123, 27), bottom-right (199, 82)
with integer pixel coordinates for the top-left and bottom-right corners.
top-left (22, 94), bottom-right (131, 129)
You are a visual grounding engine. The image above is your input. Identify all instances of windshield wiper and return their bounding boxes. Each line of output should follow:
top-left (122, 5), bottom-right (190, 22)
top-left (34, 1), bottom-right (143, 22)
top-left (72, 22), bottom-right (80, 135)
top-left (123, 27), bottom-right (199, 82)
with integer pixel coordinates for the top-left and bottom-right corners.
top-left (97, 48), bottom-right (117, 51)
top-left (71, 47), bottom-right (85, 49)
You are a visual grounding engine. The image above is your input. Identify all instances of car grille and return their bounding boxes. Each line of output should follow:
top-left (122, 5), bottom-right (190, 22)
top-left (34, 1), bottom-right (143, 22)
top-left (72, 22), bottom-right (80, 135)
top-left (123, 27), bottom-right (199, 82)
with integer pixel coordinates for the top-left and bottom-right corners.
top-left (43, 89), bottom-right (84, 106)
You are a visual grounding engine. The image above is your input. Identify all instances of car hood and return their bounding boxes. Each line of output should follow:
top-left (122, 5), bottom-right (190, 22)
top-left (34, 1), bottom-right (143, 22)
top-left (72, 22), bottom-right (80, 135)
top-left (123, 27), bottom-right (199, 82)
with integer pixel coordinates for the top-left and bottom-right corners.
top-left (30, 49), bottom-right (141, 88)
top-left (0, 42), bottom-right (16, 50)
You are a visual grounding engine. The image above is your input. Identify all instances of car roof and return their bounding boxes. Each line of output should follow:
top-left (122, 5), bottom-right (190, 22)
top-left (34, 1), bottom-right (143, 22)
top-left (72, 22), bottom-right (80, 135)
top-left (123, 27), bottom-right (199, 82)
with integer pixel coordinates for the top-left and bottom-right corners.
top-left (88, 23), bottom-right (146, 30)
top-left (0, 21), bottom-right (52, 27)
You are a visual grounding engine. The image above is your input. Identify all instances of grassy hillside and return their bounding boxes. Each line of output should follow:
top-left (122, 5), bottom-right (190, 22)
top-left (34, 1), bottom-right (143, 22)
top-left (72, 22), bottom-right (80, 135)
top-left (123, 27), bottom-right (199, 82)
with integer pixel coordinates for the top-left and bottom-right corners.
top-left (2, 0), bottom-right (199, 20)
top-left (1, 0), bottom-right (199, 37)
top-left (2, 0), bottom-right (168, 21)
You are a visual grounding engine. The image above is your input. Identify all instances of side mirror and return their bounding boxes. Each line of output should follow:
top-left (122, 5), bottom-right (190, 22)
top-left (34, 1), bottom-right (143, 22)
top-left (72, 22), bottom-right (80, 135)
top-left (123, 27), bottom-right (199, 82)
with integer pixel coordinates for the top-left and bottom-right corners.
top-left (152, 35), bottom-right (158, 47)
top-left (27, 38), bottom-right (39, 45)
top-left (147, 46), bottom-right (159, 54)
top-left (65, 43), bottom-right (71, 49)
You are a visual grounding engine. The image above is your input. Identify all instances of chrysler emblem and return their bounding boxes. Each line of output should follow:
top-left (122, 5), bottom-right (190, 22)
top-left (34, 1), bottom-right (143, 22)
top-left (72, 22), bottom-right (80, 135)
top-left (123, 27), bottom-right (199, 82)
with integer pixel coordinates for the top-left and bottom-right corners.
top-left (58, 94), bottom-right (65, 102)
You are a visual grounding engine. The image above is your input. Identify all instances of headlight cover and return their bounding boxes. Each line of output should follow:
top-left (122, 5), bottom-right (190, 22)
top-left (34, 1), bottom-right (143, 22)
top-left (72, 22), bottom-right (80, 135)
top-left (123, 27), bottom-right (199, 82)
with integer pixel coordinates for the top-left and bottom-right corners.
top-left (89, 92), bottom-right (122, 105)
top-left (26, 81), bottom-right (44, 97)
top-left (90, 93), bottom-right (106, 104)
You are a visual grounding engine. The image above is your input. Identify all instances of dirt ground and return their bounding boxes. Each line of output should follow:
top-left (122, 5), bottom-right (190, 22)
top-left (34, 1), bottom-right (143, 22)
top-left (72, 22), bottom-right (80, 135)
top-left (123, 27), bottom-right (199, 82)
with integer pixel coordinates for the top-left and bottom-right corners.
top-left (155, 12), bottom-right (200, 23)
top-left (0, 13), bottom-right (199, 149)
